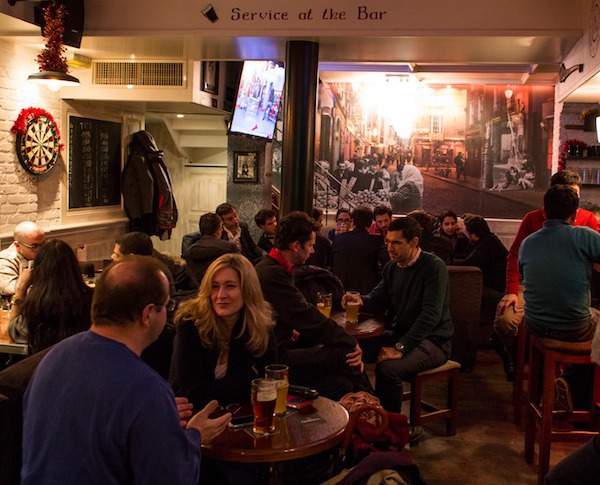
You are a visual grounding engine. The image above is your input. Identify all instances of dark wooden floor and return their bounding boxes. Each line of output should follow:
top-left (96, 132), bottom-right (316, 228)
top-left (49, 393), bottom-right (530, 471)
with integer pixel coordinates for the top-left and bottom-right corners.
top-left (399, 350), bottom-right (582, 484)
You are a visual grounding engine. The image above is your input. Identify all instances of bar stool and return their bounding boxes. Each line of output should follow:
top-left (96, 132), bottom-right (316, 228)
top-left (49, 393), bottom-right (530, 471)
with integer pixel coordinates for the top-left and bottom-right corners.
top-left (402, 360), bottom-right (461, 443)
top-left (513, 324), bottom-right (529, 425)
top-left (524, 335), bottom-right (600, 485)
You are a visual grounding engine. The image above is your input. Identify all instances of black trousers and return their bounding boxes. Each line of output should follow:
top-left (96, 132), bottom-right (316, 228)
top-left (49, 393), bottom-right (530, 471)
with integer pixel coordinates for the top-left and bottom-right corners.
top-left (282, 345), bottom-right (373, 401)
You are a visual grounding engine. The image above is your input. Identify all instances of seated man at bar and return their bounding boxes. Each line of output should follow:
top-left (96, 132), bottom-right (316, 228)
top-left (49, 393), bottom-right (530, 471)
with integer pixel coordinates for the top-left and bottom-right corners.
top-left (332, 205), bottom-right (389, 295)
top-left (368, 204), bottom-right (394, 240)
top-left (184, 212), bottom-right (239, 283)
top-left (254, 208), bottom-right (278, 253)
top-left (216, 203), bottom-right (264, 264)
top-left (112, 231), bottom-right (179, 296)
top-left (343, 217), bottom-right (453, 413)
top-left (255, 211), bottom-right (372, 400)
top-left (21, 256), bottom-right (231, 484)
top-left (495, 170), bottom-right (599, 374)
top-left (0, 221), bottom-right (45, 297)
top-left (518, 185), bottom-right (600, 410)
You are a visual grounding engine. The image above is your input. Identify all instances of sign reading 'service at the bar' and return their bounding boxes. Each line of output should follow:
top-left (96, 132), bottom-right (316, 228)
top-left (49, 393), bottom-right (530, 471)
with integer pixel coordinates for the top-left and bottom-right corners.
top-left (84, 0), bottom-right (579, 36)
top-left (227, 5), bottom-right (388, 22)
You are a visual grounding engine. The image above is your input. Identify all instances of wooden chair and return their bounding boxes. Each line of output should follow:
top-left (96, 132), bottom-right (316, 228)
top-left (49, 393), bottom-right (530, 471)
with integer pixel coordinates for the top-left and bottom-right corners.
top-left (513, 323), bottom-right (529, 425)
top-left (402, 360), bottom-right (461, 444)
top-left (524, 336), bottom-right (600, 485)
top-left (447, 266), bottom-right (482, 372)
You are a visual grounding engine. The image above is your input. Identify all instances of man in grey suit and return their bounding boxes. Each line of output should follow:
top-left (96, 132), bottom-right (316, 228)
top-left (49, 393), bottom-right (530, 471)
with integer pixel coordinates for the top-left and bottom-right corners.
top-left (216, 203), bottom-right (265, 264)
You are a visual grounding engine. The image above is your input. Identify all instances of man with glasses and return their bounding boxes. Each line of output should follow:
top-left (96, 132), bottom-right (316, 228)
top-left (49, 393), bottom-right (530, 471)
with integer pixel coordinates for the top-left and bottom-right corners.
top-left (0, 221), bottom-right (45, 297)
top-left (21, 256), bottom-right (230, 484)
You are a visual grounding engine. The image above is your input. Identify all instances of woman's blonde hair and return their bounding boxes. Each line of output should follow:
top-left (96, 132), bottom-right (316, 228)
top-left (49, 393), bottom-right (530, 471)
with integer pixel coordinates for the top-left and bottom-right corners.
top-left (175, 253), bottom-right (273, 355)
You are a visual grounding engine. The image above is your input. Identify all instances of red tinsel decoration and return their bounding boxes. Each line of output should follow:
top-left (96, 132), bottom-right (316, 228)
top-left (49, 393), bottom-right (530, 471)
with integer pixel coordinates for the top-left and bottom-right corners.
top-left (558, 139), bottom-right (587, 171)
top-left (36, 4), bottom-right (69, 73)
top-left (11, 107), bottom-right (63, 150)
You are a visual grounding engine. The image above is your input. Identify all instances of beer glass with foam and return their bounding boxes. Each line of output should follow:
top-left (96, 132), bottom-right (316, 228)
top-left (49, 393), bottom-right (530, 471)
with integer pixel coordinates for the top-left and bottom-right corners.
top-left (251, 378), bottom-right (277, 434)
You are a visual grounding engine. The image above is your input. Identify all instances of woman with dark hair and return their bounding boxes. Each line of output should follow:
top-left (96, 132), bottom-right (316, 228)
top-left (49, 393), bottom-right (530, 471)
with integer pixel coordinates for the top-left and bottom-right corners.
top-left (8, 239), bottom-right (93, 354)
top-left (439, 210), bottom-right (472, 259)
top-left (169, 253), bottom-right (275, 411)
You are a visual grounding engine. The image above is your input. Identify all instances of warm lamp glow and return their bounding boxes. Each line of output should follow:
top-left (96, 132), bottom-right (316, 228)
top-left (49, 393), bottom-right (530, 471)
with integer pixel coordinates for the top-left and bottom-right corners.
top-left (596, 116), bottom-right (600, 143)
top-left (27, 71), bottom-right (80, 90)
top-left (504, 88), bottom-right (513, 99)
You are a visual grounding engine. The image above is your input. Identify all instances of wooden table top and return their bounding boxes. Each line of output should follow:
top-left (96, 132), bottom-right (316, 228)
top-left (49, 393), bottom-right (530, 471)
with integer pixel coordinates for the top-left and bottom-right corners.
top-left (0, 310), bottom-right (28, 355)
top-left (201, 396), bottom-right (349, 464)
top-left (331, 311), bottom-right (385, 339)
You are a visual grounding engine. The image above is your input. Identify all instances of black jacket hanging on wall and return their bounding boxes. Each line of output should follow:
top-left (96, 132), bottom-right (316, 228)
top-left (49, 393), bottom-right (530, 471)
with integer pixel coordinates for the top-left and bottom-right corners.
top-left (122, 130), bottom-right (178, 240)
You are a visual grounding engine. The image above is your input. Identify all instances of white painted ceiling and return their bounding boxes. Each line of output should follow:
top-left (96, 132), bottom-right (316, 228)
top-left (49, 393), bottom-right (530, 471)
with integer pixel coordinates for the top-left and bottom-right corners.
top-left (1, 6), bottom-right (598, 105)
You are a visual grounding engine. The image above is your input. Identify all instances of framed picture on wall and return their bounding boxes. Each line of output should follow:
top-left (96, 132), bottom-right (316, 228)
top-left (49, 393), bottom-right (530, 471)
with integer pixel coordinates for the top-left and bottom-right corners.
top-left (202, 61), bottom-right (219, 94)
top-left (233, 151), bottom-right (259, 183)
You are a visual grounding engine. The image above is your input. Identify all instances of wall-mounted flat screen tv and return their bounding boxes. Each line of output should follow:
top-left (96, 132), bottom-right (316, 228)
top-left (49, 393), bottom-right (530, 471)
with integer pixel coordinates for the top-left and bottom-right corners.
top-left (229, 61), bottom-right (285, 140)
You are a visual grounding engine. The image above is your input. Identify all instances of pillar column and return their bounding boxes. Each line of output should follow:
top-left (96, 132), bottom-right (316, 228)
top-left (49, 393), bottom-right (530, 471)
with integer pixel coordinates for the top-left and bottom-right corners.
top-left (280, 40), bottom-right (319, 216)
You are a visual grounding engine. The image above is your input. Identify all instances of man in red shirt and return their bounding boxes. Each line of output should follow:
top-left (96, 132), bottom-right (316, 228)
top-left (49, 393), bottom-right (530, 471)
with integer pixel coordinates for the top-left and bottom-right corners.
top-left (368, 204), bottom-right (394, 240)
top-left (494, 170), bottom-right (599, 376)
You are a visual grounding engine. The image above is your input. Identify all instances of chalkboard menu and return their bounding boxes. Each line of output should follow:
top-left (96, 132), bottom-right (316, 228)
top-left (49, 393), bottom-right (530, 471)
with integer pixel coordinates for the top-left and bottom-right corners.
top-left (68, 116), bottom-right (122, 209)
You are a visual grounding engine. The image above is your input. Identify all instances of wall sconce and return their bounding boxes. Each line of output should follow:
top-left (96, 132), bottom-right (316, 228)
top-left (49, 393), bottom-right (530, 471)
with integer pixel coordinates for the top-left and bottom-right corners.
top-left (504, 88), bottom-right (513, 99)
top-left (559, 63), bottom-right (584, 83)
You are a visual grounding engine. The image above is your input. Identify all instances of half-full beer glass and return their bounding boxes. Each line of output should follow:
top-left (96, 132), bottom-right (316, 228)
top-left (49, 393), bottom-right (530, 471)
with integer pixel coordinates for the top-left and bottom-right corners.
top-left (265, 364), bottom-right (289, 416)
top-left (251, 378), bottom-right (277, 434)
top-left (345, 290), bottom-right (360, 324)
top-left (316, 292), bottom-right (332, 318)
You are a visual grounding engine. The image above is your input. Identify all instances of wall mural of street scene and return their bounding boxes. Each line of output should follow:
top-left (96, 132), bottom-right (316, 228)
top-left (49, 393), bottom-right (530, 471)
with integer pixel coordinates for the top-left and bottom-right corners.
top-left (306, 81), bottom-right (562, 221)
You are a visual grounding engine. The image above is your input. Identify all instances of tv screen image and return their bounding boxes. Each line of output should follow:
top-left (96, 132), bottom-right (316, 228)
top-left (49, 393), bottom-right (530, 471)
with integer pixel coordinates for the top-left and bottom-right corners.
top-left (229, 61), bottom-right (285, 139)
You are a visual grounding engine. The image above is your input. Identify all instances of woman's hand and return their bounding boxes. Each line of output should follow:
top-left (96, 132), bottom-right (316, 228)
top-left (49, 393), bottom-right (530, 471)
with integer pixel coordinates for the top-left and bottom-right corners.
top-left (15, 268), bottom-right (33, 299)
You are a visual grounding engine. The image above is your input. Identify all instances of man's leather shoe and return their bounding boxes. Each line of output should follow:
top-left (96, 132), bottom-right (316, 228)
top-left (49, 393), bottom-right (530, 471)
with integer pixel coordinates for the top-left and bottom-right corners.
top-left (408, 425), bottom-right (424, 444)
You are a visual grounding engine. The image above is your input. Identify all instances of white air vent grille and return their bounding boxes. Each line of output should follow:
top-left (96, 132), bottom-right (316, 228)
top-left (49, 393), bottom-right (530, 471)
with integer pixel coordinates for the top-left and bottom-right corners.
top-left (93, 61), bottom-right (185, 86)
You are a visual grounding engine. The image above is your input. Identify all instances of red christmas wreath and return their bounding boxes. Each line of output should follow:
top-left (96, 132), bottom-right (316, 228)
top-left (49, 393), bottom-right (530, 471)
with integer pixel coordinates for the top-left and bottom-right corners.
top-left (11, 107), bottom-right (63, 150)
top-left (558, 139), bottom-right (587, 171)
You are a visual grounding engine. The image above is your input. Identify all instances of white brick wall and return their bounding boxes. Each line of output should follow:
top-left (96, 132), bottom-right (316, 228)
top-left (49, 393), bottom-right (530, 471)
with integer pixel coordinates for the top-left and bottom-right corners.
top-left (0, 39), bottom-right (62, 233)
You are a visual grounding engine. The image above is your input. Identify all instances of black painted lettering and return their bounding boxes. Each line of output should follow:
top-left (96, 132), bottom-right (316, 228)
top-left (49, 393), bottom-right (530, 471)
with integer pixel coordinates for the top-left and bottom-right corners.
top-left (357, 6), bottom-right (387, 20)
top-left (231, 7), bottom-right (289, 21)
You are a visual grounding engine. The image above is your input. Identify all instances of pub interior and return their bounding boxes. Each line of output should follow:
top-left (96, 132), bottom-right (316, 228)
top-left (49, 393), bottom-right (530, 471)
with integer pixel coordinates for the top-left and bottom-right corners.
top-left (2, 0), bottom-right (600, 484)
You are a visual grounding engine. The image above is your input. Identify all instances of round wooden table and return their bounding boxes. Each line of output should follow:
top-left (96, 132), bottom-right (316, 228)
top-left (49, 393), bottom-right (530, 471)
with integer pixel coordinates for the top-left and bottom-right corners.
top-left (201, 396), bottom-right (349, 464)
top-left (331, 311), bottom-right (385, 339)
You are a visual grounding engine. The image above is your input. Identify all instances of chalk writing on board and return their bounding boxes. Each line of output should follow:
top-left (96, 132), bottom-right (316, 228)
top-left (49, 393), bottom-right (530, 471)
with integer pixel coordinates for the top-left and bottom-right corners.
top-left (68, 116), bottom-right (121, 209)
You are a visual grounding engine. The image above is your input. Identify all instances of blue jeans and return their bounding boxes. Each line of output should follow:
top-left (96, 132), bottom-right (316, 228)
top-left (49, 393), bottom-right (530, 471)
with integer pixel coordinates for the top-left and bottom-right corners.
top-left (361, 331), bottom-right (451, 413)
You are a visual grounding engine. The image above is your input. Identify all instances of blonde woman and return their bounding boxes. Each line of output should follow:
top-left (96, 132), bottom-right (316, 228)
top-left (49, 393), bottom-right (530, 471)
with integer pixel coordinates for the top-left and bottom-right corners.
top-left (169, 253), bottom-right (275, 410)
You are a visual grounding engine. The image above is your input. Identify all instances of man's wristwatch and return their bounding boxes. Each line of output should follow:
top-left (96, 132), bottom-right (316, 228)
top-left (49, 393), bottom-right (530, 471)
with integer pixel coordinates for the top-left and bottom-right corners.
top-left (394, 342), bottom-right (406, 354)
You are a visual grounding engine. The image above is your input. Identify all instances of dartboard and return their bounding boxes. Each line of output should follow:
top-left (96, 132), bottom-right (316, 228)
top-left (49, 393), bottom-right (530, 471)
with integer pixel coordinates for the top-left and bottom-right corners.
top-left (16, 115), bottom-right (60, 175)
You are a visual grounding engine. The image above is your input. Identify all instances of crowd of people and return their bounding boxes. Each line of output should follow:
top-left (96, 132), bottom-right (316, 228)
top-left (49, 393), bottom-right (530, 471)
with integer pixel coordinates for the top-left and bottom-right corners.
top-left (1, 170), bottom-right (600, 482)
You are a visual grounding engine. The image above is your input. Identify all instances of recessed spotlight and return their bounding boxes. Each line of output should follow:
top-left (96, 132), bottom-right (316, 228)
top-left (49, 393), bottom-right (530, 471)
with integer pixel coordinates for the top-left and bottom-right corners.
top-left (177, 114), bottom-right (184, 118)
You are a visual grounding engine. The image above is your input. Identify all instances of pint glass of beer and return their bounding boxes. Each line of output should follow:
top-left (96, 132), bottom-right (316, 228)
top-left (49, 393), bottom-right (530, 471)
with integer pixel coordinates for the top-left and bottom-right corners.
top-left (251, 378), bottom-right (277, 434)
top-left (265, 364), bottom-right (289, 416)
top-left (316, 292), bottom-right (333, 318)
top-left (345, 290), bottom-right (360, 324)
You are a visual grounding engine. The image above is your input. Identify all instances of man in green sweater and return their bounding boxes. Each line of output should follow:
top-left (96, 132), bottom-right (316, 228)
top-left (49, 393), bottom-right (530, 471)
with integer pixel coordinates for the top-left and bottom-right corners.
top-left (343, 217), bottom-right (453, 412)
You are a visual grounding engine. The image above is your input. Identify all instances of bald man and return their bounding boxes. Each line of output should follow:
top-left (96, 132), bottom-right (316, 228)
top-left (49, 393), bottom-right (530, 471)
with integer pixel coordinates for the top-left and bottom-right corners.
top-left (0, 221), bottom-right (45, 296)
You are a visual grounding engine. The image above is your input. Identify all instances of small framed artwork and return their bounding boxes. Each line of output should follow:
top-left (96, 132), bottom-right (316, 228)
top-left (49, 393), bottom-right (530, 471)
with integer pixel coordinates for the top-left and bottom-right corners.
top-left (202, 61), bottom-right (219, 94)
top-left (233, 151), bottom-right (259, 183)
